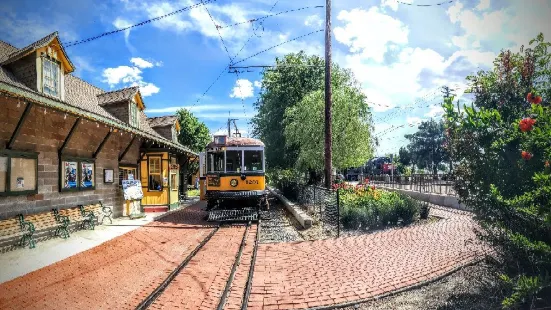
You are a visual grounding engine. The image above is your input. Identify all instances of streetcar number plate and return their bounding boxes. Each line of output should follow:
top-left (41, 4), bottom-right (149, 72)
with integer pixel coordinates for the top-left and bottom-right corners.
top-left (245, 180), bottom-right (258, 184)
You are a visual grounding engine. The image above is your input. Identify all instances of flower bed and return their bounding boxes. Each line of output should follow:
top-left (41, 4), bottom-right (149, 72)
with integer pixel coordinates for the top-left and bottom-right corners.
top-left (338, 183), bottom-right (429, 231)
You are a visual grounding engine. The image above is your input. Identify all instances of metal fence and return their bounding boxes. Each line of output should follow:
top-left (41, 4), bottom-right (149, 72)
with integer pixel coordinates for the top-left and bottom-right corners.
top-left (297, 185), bottom-right (340, 237)
top-left (366, 173), bottom-right (457, 196)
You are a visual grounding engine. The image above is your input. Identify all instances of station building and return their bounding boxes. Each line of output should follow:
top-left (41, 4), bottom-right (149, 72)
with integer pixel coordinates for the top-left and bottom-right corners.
top-left (0, 32), bottom-right (196, 220)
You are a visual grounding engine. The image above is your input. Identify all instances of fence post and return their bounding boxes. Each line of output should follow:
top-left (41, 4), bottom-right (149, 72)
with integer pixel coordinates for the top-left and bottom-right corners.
top-left (336, 188), bottom-right (340, 238)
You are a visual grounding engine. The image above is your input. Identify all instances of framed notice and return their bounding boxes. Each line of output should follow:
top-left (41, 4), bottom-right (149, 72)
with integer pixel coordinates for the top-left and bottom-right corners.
top-left (104, 169), bottom-right (114, 183)
top-left (62, 161), bottom-right (78, 189)
top-left (81, 162), bottom-right (95, 189)
top-left (122, 180), bottom-right (144, 201)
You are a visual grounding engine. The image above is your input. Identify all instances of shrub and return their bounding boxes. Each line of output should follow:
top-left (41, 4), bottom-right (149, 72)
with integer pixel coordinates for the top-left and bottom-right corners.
top-left (266, 169), bottom-right (305, 201)
top-left (396, 194), bottom-right (420, 225)
top-left (419, 202), bottom-right (430, 220)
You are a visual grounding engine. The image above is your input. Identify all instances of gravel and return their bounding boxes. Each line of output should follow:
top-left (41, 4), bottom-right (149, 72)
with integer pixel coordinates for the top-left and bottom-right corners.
top-left (258, 197), bottom-right (304, 243)
top-left (341, 262), bottom-right (505, 310)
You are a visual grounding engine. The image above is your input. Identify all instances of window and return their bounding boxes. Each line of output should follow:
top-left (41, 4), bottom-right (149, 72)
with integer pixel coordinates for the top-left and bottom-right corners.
top-left (130, 100), bottom-right (139, 128)
top-left (244, 150), bottom-right (263, 172)
top-left (119, 166), bottom-right (137, 186)
top-left (225, 151), bottom-right (242, 172)
top-left (0, 151), bottom-right (38, 196)
top-left (170, 173), bottom-right (178, 191)
top-left (148, 157), bottom-right (162, 191)
top-left (43, 57), bottom-right (60, 97)
top-left (60, 157), bottom-right (95, 191)
top-left (207, 151), bottom-right (224, 172)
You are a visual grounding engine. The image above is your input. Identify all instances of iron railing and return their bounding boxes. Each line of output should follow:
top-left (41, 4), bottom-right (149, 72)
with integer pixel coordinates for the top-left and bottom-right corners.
top-left (365, 173), bottom-right (457, 196)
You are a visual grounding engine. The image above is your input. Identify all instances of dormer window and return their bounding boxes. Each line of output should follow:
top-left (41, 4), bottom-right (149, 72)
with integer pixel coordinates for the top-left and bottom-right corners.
top-left (42, 57), bottom-right (60, 97)
top-left (130, 100), bottom-right (139, 128)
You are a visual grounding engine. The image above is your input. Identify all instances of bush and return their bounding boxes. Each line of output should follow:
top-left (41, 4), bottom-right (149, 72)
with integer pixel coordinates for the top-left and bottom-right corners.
top-left (396, 194), bottom-right (420, 225)
top-left (419, 202), bottom-right (430, 220)
top-left (266, 169), bottom-right (305, 201)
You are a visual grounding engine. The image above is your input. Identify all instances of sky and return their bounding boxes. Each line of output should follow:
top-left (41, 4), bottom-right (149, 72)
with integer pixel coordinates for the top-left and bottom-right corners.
top-left (1, 0), bottom-right (550, 156)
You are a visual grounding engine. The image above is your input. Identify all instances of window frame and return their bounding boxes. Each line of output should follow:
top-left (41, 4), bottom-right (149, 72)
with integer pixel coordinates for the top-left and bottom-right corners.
top-left (172, 125), bottom-right (178, 143)
top-left (147, 156), bottom-right (163, 192)
top-left (0, 150), bottom-right (39, 197)
top-left (223, 147), bottom-right (265, 173)
top-left (119, 165), bottom-right (138, 187)
top-left (42, 56), bottom-right (61, 98)
top-left (129, 100), bottom-right (140, 128)
top-left (59, 156), bottom-right (96, 192)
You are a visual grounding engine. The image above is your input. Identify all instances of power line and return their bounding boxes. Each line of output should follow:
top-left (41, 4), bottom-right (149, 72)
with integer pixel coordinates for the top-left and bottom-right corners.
top-left (232, 29), bottom-right (324, 65)
top-left (395, 0), bottom-right (454, 6)
top-left (64, 0), bottom-right (217, 47)
top-left (216, 6), bottom-right (324, 29)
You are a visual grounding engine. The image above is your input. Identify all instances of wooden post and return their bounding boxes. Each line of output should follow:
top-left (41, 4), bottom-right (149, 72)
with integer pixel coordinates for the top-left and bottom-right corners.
top-left (324, 0), bottom-right (332, 189)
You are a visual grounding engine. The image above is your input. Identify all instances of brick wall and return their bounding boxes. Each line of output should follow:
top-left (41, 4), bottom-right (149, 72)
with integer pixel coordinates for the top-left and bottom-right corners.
top-left (7, 54), bottom-right (37, 92)
top-left (102, 101), bottom-right (129, 124)
top-left (0, 98), bottom-right (142, 220)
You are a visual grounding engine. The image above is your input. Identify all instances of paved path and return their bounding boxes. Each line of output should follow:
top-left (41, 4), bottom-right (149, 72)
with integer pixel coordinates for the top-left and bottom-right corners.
top-left (248, 207), bottom-right (488, 310)
top-left (0, 203), bottom-right (486, 310)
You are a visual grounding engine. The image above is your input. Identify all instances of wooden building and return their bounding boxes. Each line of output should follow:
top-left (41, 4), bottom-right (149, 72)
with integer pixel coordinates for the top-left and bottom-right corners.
top-left (0, 32), bottom-right (196, 220)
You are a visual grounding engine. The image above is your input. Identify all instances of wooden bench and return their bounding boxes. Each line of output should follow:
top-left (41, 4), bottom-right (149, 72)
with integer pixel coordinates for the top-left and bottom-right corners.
top-left (58, 207), bottom-right (95, 231)
top-left (0, 215), bottom-right (36, 249)
top-left (80, 202), bottom-right (113, 225)
top-left (25, 210), bottom-right (71, 239)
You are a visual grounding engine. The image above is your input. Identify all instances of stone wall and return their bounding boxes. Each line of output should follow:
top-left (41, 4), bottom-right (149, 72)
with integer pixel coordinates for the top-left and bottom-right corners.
top-left (0, 97), bottom-right (141, 219)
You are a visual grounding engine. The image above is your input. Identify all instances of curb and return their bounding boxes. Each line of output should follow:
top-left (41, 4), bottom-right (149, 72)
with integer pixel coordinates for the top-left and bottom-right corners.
top-left (379, 186), bottom-right (470, 211)
top-left (267, 187), bottom-right (313, 229)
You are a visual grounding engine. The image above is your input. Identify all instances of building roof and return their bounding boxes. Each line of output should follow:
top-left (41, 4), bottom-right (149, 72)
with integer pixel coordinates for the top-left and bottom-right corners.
top-left (97, 86), bottom-right (140, 106)
top-left (0, 33), bottom-right (195, 156)
top-left (1, 32), bottom-right (75, 73)
top-left (147, 116), bottom-right (178, 128)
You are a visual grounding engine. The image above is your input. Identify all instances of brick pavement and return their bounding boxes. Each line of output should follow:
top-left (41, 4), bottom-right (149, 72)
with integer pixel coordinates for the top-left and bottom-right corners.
top-left (248, 208), bottom-right (488, 310)
top-left (0, 204), bottom-right (214, 310)
top-left (150, 225), bottom-right (247, 310)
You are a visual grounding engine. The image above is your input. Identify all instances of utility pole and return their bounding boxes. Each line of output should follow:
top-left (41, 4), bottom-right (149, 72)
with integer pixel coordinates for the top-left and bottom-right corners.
top-left (324, 0), bottom-right (332, 189)
top-left (227, 117), bottom-right (238, 137)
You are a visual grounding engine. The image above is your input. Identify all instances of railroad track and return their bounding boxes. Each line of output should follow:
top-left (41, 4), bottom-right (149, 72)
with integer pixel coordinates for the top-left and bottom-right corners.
top-left (135, 220), bottom-right (261, 310)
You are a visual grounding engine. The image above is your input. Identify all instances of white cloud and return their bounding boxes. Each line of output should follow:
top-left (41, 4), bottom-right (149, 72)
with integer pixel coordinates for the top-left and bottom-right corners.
top-left (475, 0), bottom-right (491, 11)
top-left (130, 57), bottom-right (154, 68)
top-left (304, 15), bottom-right (323, 28)
top-left (72, 56), bottom-right (95, 76)
top-left (132, 81), bottom-right (160, 97)
top-left (102, 66), bottom-right (142, 86)
top-left (334, 7), bottom-right (409, 63)
top-left (364, 89), bottom-right (395, 112)
top-left (254, 81), bottom-right (262, 88)
top-left (380, 0), bottom-right (412, 11)
top-left (425, 105), bottom-right (444, 118)
top-left (406, 116), bottom-right (423, 125)
top-left (230, 79), bottom-right (254, 99)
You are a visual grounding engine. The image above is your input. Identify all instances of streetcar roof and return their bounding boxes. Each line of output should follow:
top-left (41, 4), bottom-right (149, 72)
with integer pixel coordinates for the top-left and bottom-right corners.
top-left (206, 137), bottom-right (265, 149)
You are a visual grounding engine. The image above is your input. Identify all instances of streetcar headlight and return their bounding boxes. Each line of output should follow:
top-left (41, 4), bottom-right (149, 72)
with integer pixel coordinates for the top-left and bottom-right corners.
top-left (230, 179), bottom-right (238, 187)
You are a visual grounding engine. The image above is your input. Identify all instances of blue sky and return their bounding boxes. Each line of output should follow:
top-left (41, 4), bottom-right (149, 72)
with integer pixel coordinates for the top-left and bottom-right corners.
top-left (1, 0), bottom-right (550, 156)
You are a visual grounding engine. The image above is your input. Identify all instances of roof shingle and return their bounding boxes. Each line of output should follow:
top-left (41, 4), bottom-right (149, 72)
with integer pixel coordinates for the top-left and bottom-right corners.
top-left (97, 86), bottom-right (139, 106)
top-left (147, 116), bottom-right (177, 128)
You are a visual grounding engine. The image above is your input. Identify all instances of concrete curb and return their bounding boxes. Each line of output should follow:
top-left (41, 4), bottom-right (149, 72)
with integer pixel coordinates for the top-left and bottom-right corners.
top-left (267, 187), bottom-right (313, 229)
top-left (379, 186), bottom-right (469, 211)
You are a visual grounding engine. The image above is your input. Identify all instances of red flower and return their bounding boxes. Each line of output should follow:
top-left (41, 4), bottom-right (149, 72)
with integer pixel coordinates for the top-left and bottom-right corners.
top-left (519, 118), bottom-right (536, 132)
top-left (521, 151), bottom-right (533, 160)
top-left (527, 92), bottom-right (543, 104)
top-left (527, 92), bottom-right (533, 102)
top-left (545, 161), bottom-right (550, 168)
top-left (371, 185), bottom-right (376, 190)
top-left (534, 96), bottom-right (543, 104)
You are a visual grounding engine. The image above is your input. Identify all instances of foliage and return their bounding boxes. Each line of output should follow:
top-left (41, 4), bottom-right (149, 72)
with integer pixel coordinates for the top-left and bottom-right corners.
top-left (443, 33), bottom-right (551, 308)
top-left (251, 52), bottom-right (325, 169)
top-left (340, 186), bottom-right (421, 230)
top-left (266, 168), bottom-right (305, 201)
top-left (399, 146), bottom-right (412, 167)
top-left (284, 78), bottom-right (374, 171)
top-left (176, 108), bottom-right (211, 177)
top-left (419, 202), bottom-right (430, 220)
top-left (404, 119), bottom-right (449, 174)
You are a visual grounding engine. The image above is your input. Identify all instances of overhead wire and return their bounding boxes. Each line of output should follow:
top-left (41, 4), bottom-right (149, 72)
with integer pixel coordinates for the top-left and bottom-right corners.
top-left (215, 6), bottom-right (324, 29)
top-left (395, 0), bottom-right (454, 6)
top-left (64, 0), bottom-right (218, 47)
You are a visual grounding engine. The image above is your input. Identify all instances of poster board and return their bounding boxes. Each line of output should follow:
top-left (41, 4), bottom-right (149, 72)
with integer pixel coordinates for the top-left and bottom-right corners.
top-left (122, 180), bottom-right (143, 201)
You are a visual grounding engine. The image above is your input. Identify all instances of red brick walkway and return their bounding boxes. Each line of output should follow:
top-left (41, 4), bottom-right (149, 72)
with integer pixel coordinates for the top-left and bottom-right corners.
top-left (0, 204), bottom-right (486, 310)
top-left (0, 204), bottom-right (214, 310)
top-left (247, 207), bottom-right (488, 310)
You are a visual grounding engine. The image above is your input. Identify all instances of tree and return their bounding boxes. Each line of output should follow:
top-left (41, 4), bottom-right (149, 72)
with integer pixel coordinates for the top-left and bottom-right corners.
top-left (404, 119), bottom-right (448, 174)
top-left (398, 146), bottom-right (412, 167)
top-left (175, 108), bottom-right (211, 186)
top-left (443, 33), bottom-right (551, 307)
top-left (251, 52), bottom-right (355, 170)
top-left (284, 76), bottom-right (374, 172)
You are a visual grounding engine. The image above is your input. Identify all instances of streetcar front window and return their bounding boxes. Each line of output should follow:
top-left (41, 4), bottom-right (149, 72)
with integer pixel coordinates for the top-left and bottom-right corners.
top-left (226, 151), bottom-right (242, 172)
top-left (244, 150), bottom-right (263, 172)
top-left (207, 151), bottom-right (224, 172)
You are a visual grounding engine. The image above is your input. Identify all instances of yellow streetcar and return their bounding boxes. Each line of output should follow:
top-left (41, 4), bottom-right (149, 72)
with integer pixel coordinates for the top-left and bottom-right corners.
top-left (199, 135), bottom-right (268, 221)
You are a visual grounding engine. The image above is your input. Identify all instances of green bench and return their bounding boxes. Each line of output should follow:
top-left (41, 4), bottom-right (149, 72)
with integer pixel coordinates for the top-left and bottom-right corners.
top-left (0, 215), bottom-right (36, 249)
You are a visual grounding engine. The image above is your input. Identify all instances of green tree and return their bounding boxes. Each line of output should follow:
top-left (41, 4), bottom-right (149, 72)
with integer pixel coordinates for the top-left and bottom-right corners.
top-left (251, 52), bottom-right (354, 169)
top-left (404, 119), bottom-right (448, 174)
top-left (176, 109), bottom-right (211, 182)
top-left (443, 33), bottom-right (551, 307)
top-left (398, 146), bottom-right (412, 167)
top-left (284, 78), bottom-right (374, 171)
